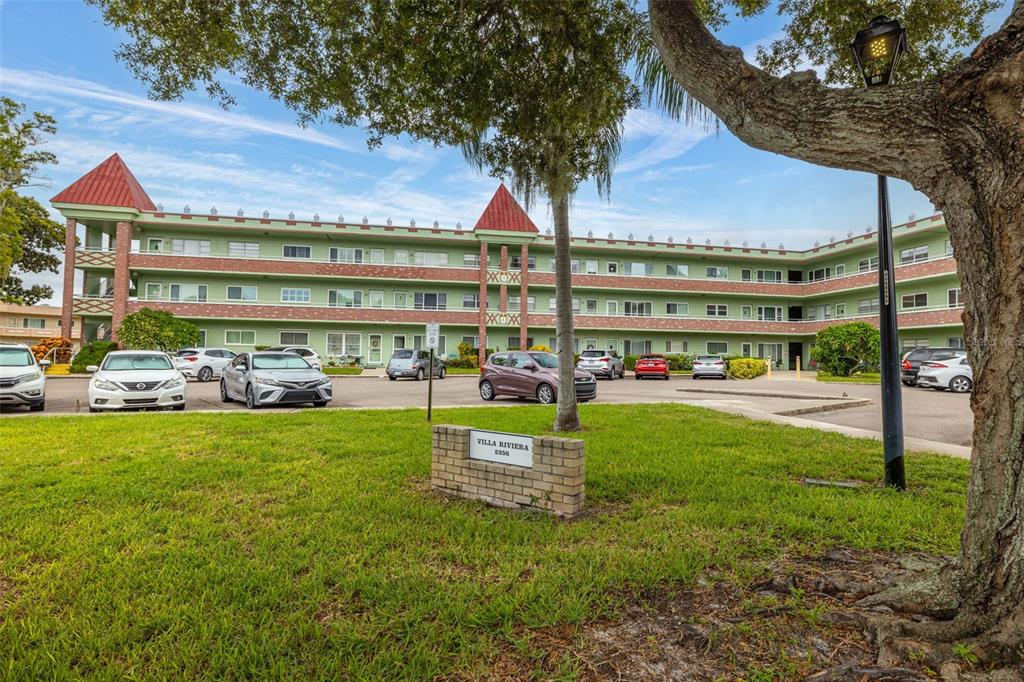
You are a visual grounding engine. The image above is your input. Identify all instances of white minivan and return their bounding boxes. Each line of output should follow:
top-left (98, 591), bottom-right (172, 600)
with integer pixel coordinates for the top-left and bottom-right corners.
top-left (0, 343), bottom-right (48, 412)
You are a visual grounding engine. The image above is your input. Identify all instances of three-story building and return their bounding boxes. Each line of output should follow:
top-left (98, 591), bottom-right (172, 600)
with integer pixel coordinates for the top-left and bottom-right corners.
top-left (53, 154), bottom-right (964, 369)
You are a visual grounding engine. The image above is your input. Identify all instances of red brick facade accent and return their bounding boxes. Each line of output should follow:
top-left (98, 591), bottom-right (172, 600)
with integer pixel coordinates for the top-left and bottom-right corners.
top-left (127, 301), bottom-right (480, 326)
top-left (61, 219), bottom-right (77, 335)
top-left (478, 242), bottom-right (488, 365)
top-left (499, 245), bottom-right (509, 312)
top-left (520, 243), bottom-right (529, 349)
top-left (111, 221), bottom-right (133, 340)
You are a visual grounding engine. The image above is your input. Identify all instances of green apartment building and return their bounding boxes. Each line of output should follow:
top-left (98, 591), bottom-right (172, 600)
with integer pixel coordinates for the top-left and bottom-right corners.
top-left (53, 154), bottom-right (964, 369)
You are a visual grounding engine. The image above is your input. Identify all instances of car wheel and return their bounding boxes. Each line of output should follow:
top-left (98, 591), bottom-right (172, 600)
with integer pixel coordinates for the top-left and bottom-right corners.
top-left (88, 406), bottom-right (99, 413)
top-left (479, 380), bottom-right (495, 401)
top-left (245, 384), bottom-right (261, 409)
top-left (950, 376), bottom-right (972, 393)
top-left (607, 370), bottom-right (614, 381)
top-left (220, 380), bottom-right (233, 403)
top-left (197, 366), bottom-right (213, 382)
top-left (439, 367), bottom-right (446, 379)
top-left (901, 380), bottom-right (915, 387)
top-left (692, 374), bottom-right (699, 380)
top-left (664, 374), bottom-right (670, 380)
top-left (536, 383), bottom-right (555, 404)
top-left (416, 368), bottom-right (425, 381)
top-left (30, 402), bottom-right (44, 412)
top-left (634, 373), bottom-right (640, 380)
top-left (388, 375), bottom-right (397, 381)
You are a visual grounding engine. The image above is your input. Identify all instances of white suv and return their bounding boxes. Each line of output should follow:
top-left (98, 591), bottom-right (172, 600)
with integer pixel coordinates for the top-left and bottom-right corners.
top-left (88, 350), bottom-right (186, 412)
top-left (265, 345), bottom-right (322, 370)
top-left (0, 343), bottom-right (48, 412)
top-left (172, 347), bottom-right (237, 381)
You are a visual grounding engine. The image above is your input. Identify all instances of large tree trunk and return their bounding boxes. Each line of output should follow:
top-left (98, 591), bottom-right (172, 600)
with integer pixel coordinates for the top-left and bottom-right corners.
top-left (552, 191), bottom-right (580, 432)
top-left (649, 0), bottom-right (1024, 665)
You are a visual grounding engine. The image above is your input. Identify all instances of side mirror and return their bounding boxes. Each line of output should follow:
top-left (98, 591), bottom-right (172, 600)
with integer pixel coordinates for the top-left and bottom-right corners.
top-left (524, 362), bottom-right (538, 371)
top-left (86, 365), bottom-right (99, 373)
top-left (39, 359), bottom-right (51, 367)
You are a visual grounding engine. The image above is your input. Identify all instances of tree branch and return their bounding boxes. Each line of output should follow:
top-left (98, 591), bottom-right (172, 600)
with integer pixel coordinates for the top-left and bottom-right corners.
top-left (648, 0), bottom-right (949, 187)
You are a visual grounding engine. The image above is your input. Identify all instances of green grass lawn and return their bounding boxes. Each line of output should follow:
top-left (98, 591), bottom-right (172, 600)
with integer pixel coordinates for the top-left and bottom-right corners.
top-left (817, 372), bottom-right (882, 384)
top-left (444, 367), bottom-right (480, 374)
top-left (0, 404), bottom-right (967, 679)
top-left (323, 367), bottom-right (363, 375)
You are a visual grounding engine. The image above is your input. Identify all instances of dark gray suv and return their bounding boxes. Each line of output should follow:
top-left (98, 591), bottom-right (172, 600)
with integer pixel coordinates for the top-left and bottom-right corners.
top-left (386, 349), bottom-right (446, 381)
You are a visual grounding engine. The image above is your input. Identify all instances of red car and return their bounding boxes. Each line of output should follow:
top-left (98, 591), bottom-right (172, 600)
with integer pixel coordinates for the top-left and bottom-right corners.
top-left (633, 354), bottom-right (670, 380)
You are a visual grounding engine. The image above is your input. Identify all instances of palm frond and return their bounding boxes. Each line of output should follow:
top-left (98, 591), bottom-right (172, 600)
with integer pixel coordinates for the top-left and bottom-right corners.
top-left (633, 28), bottom-right (718, 131)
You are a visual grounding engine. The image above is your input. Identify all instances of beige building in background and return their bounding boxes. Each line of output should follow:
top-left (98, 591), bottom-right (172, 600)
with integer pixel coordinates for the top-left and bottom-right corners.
top-left (0, 303), bottom-right (82, 348)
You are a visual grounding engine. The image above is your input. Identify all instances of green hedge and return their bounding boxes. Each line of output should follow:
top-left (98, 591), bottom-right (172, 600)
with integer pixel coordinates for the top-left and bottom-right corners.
top-left (70, 341), bottom-right (118, 373)
top-left (727, 357), bottom-right (768, 380)
top-left (623, 354), bottom-right (693, 371)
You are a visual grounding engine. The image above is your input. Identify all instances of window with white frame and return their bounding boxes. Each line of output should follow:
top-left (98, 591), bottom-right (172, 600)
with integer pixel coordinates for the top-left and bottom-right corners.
top-left (742, 269), bottom-right (752, 282)
top-left (667, 340), bottom-right (688, 353)
top-left (281, 287), bottom-right (311, 303)
top-left (369, 249), bottom-right (384, 264)
top-left (144, 283), bottom-right (162, 300)
top-left (225, 330), bottom-right (255, 345)
top-left (414, 292), bottom-right (447, 310)
top-left (147, 238), bottom-right (164, 253)
top-left (901, 338), bottom-right (930, 351)
top-left (757, 270), bottom-right (783, 283)
top-left (606, 261), bottom-right (619, 274)
top-left (21, 318), bottom-right (45, 329)
top-left (706, 304), bottom-right (728, 317)
top-left (508, 296), bottom-right (535, 312)
top-left (394, 291), bottom-right (408, 308)
top-left (858, 256), bottom-right (879, 272)
top-left (948, 288), bottom-right (962, 307)
top-left (666, 302), bottom-right (688, 316)
top-left (584, 298), bottom-right (598, 314)
top-left (327, 332), bottom-right (362, 357)
top-left (945, 240), bottom-right (954, 256)
top-left (226, 285), bottom-right (257, 302)
top-left (624, 301), bottom-right (652, 317)
top-left (900, 245), bottom-right (929, 264)
top-left (901, 292), bottom-right (928, 309)
top-left (462, 293), bottom-right (480, 309)
top-left (394, 250), bottom-right (409, 265)
top-left (548, 298), bottom-right (581, 313)
top-left (742, 342), bottom-right (752, 357)
top-left (283, 244), bottom-right (311, 259)
top-left (170, 238), bottom-right (211, 256)
top-left (624, 339), bottom-right (652, 355)
top-left (329, 290), bottom-right (362, 307)
top-left (948, 337), bottom-right (964, 349)
top-left (197, 329), bottom-right (207, 347)
top-left (858, 298), bottom-right (880, 315)
top-left (706, 266), bottom-right (728, 279)
top-left (569, 259), bottom-right (581, 273)
top-left (834, 264), bottom-right (846, 277)
top-left (368, 290), bottom-right (384, 308)
top-left (413, 251), bottom-right (449, 266)
top-left (584, 259), bottom-right (599, 274)
top-left (707, 341), bottom-right (729, 355)
top-left (279, 331), bottom-right (309, 345)
top-left (463, 253), bottom-right (480, 268)
top-left (330, 247), bottom-right (362, 263)
top-left (461, 335), bottom-right (480, 348)
top-left (835, 303), bottom-right (847, 317)
top-left (509, 255), bottom-right (536, 270)
top-left (807, 304), bottom-right (833, 320)
top-left (606, 300), bottom-right (619, 316)
top-left (667, 264), bottom-right (689, 277)
top-left (227, 241), bottom-right (259, 258)
top-left (169, 283), bottom-right (207, 302)
top-left (808, 267), bottom-right (831, 282)
top-left (758, 306), bottom-right (784, 321)
top-left (393, 334), bottom-right (407, 350)
top-left (627, 262), bottom-right (652, 277)
top-left (741, 305), bottom-right (752, 320)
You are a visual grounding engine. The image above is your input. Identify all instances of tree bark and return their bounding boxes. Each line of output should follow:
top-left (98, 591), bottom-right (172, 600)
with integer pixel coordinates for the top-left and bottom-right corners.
top-left (649, 0), bottom-right (1024, 664)
top-left (552, 191), bottom-right (580, 432)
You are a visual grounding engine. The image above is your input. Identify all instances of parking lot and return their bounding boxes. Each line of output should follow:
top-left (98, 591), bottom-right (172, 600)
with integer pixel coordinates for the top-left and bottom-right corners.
top-left (2, 373), bottom-right (973, 452)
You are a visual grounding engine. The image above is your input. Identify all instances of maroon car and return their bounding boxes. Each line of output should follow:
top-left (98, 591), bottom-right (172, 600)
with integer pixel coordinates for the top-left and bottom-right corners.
top-left (634, 354), bottom-right (670, 380)
top-left (479, 351), bottom-right (597, 404)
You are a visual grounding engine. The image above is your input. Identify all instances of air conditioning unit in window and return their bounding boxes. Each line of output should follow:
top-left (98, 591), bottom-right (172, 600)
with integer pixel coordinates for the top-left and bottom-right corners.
top-left (607, 263), bottom-right (618, 274)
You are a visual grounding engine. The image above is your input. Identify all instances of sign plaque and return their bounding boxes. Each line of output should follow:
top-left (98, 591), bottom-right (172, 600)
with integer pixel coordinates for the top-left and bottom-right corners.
top-left (469, 429), bottom-right (533, 468)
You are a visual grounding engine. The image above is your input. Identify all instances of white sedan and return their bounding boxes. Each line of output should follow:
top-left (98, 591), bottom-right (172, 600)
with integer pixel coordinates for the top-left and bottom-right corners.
top-left (88, 350), bottom-right (187, 412)
top-left (916, 353), bottom-right (973, 393)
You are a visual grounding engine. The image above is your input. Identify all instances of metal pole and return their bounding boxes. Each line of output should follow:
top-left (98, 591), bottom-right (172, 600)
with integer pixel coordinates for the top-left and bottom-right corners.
top-left (877, 174), bottom-right (906, 490)
top-left (427, 347), bottom-right (434, 422)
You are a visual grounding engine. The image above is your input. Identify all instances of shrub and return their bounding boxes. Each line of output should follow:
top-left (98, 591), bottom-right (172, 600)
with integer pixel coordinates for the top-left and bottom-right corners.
top-left (528, 344), bottom-right (553, 353)
top-left (665, 354), bottom-right (693, 371)
top-left (811, 321), bottom-right (880, 377)
top-left (117, 308), bottom-right (200, 351)
top-left (254, 345), bottom-right (270, 351)
top-left (455, 341), bottom-right (479, 367)
top-left (728, 357), bottom-right (768, 380)
top-left (70, 341), bottom-right (118, 373)
top-left (445, 357), bottom-right (477, 369)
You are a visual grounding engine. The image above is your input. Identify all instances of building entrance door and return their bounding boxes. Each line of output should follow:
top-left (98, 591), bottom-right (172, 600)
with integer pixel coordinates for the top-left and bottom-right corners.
top-left (757, 343), bottom-right (783, 369)
top-left (368, 334), bottom-right (383, 365)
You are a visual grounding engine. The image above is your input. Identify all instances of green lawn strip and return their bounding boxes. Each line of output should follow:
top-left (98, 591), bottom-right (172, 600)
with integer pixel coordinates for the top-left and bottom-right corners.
top-left (444, 367), bottom-right (480, 375)
top-left (817, 373), bottom-right (882, 384)
top-left (0, 404), bottom-right (967, 679)
top-left (323, 367), bottom-right (363, 375)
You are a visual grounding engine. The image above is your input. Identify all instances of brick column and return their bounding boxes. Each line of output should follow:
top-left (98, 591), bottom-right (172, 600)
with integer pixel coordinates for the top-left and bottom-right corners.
top-left (499, 244), bottom-right (509, 313)
top-left (478, 242), bottom-right (489, 366)
top-left (60, 218), bottom-right (77, 340)
top-left (519, 243), bottom-right (529, 350)
top-left (111, 221), bottom-right (133, 342)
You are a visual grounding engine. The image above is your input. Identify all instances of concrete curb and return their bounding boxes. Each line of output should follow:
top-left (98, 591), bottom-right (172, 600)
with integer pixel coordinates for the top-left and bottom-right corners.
top-left (774, 398), bottom-right (874, 417)
top-left (677, 387), bottom-right (858, 401)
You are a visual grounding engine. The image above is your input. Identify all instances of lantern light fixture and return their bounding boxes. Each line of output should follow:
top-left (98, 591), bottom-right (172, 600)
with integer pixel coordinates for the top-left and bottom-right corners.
top-left (850, 16), bottom-right (907, 87)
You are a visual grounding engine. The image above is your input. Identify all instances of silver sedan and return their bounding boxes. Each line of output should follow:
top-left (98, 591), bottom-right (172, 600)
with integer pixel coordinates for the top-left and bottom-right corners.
top-left (220, 352), bottom-right (332, 409)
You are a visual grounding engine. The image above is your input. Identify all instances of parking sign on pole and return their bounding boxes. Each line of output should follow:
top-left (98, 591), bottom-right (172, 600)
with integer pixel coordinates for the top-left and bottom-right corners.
top-left (425, 323), bottom-right (439, 421)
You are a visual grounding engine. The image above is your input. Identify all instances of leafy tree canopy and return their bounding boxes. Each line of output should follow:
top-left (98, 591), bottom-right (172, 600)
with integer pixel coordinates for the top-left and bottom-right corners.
top-left (117, 308), bottom-right (201, 352)
top-left (811, 321), bottom-right (881, 377)
top-left (0, 97), bottom-right (64, 305)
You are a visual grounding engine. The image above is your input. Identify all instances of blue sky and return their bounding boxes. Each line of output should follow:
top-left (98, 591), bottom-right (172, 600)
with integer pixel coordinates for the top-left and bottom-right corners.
top-left (0, 1), bottom-right (1010, 303)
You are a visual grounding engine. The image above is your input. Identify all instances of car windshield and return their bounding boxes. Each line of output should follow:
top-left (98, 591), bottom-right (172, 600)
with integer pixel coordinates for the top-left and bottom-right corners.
top-left (392, 350), bottom-right (414, 360)
top-left (528, 352), bottom-right (559, 369)
top-left (640, 355), bottom-right (662, 360)
top-left (102, 354), bottom-right (173, 371)
top-left (696, 356), bottom-right (720, 361)
top-left (252, 353), bottom-right (311, 370)
top-left (580, 350), bottom-right (604, 358)
top-left (0, 348), bottom-right (35, 367)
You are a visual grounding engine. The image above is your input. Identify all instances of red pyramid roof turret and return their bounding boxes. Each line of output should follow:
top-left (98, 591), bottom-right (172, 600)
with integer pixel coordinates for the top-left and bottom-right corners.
top-left (51, 153), bottom-right (156, 211)
top-left (473, 184), bottom-right (538, 233)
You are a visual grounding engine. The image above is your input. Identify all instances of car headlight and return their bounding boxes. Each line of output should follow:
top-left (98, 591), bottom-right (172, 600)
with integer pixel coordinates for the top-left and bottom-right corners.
top-left (14, 370), bottom-right (42, 384)
top-left (258, 378), bottom-right (284, 387)
top-left (164, 377), bottom-right (185, 389)
top-left (316, 377), bottom-right (332, 387)
top-left (94, 379), bottom-right (119, 391)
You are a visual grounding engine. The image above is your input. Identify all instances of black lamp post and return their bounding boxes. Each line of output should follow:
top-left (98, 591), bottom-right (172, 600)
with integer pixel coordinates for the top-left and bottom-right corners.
top-left (851, 16), bottom-right (907, 490)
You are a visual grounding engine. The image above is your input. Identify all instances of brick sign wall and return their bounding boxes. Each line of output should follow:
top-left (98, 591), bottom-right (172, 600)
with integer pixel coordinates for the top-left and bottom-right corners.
top-left (430, 425), bottom-right (585, 518)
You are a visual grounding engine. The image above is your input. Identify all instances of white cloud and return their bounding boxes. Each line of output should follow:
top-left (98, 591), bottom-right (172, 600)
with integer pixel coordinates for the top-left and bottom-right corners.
top-left (616, 109), bottom-right (712, 174)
